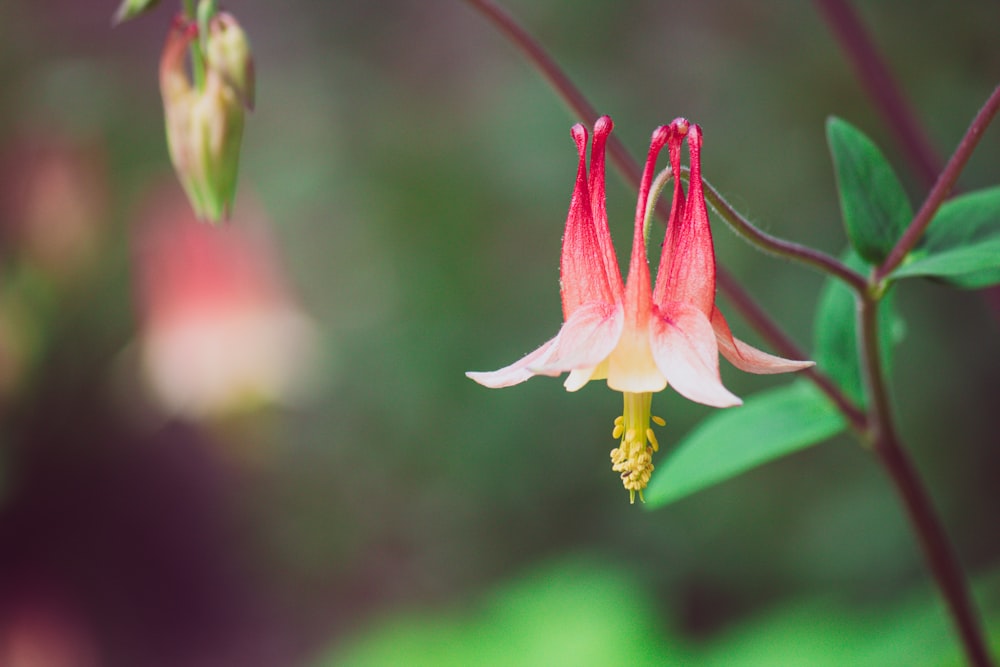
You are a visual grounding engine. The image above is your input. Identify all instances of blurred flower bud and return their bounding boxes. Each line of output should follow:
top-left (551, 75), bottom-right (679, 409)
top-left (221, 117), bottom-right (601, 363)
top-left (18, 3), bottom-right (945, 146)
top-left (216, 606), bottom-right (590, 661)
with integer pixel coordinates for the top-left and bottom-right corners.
top-left (112, 0), bottom-right (161, 25)
top-left (206, 12), bottom-right (255, 110)
top-left (159, 19), bottom-right (246, 224)
top-left (133, 185), bottom-right (318, 419)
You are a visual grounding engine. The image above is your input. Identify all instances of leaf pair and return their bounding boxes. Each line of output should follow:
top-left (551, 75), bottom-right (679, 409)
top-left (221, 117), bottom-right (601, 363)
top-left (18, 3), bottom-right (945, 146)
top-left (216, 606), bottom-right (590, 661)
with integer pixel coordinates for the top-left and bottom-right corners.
top-left (828, 117), bottom-right (1000, 288)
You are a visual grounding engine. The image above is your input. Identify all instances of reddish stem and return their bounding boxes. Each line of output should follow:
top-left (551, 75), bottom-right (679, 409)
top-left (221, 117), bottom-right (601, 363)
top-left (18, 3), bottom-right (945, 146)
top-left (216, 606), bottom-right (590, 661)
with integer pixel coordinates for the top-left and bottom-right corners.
top-left (814, 0), bottom-right (941, 190)
top-left (858, 296), bottom-right (994, 667)
top-left (876, 82), bottom-right (1000, 282)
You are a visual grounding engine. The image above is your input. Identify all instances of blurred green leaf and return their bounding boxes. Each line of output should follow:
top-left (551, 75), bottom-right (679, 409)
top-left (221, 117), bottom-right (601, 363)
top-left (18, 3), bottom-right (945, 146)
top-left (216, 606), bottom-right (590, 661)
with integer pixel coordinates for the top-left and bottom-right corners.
top-left (702, 568), bottom-right (1000, 666)
top-left (890, 186), bottom-right (1000, 287)
top-left (705, 595), bottom-right (960, 667)
top-left (827, 117), bottom-right (913, 264)
top-left (112, 0), bottom-right (161, 25)
top-left (644, 382), bottom-right (846, 508)
top-left (314, 558), bottom-right (683, 667)
top-left (813, 251), bottom-right (900, 407)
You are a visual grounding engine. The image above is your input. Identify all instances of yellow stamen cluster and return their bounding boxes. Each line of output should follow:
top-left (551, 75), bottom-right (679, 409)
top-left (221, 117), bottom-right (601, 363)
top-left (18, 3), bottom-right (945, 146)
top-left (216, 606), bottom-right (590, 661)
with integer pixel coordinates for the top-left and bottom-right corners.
top-left (609, 392), bottom-right (666, 504)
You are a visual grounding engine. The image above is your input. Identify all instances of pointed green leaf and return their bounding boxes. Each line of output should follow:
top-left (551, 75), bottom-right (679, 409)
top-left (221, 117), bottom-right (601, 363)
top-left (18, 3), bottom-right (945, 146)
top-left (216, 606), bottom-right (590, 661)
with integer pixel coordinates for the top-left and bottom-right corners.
top-left (813, 250), bottom-right (901, 407)
top-left (827, 117), bottom-right (913, 264)
top-left (644, 382), bottom-right (846, 508)
top-left (890, 186), bottom-right (1000, 288)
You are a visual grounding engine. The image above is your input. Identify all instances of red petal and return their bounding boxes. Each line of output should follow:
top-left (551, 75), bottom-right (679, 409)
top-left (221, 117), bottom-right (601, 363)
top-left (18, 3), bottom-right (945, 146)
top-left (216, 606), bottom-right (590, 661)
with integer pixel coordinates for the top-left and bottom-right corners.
top-left (622, 126), bottom-right (671, 332)
top-left (652, 123), bottom-right (717, 316)
top-left (560, 124), bottom-right (618, 319)
top-left (589, 116), bottom-right (623, 297)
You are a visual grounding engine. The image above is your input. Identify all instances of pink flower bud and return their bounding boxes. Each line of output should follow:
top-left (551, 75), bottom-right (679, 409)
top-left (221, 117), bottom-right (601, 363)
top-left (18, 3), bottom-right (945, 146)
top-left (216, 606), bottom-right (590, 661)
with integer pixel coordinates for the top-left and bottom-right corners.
top-left (206, 12), bottom-right (255, 111)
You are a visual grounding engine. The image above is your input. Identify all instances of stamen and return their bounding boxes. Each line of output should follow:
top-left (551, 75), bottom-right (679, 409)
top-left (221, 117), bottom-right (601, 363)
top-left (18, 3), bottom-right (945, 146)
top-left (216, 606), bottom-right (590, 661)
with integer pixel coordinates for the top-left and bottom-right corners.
top-left (652, 415), bottom-right (666, 426)
top-left (646, 428), bottom-right (659, 452)
top-left (608, 392), bottom-right (666, 503)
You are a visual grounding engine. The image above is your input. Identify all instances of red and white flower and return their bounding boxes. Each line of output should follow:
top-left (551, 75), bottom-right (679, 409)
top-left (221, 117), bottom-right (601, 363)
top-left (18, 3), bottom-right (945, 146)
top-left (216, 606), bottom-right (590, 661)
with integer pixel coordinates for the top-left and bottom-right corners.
top-left (468, 117), bottom-right (812, 501)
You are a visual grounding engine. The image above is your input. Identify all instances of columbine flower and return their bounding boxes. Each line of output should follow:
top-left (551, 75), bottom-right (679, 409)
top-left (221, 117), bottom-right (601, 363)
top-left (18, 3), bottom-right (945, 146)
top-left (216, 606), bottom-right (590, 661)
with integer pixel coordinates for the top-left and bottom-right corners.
top-left (159, 15), bottom-right (253, 223)
top-left (134, 185), bottom-right (317, 420)
top-left (467, 116), bottom-right (813, 502)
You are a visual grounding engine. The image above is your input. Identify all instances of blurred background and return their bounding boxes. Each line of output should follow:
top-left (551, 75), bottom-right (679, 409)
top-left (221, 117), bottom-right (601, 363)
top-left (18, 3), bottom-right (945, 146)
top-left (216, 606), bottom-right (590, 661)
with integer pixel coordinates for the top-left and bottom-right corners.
top-left (0, 1), bottom-right (998, 665)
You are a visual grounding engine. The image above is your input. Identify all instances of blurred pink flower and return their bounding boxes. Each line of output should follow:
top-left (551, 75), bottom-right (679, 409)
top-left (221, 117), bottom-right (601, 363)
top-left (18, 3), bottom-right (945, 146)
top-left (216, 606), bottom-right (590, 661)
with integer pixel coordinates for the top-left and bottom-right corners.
top-left (0, 593), bottom-right (99, 667)
top-left (133, 187), bottom-right (316, 419)
top-left (0, 131), bottom-right (109, 278)
top-left (468, 117), bottom-right (812, 501)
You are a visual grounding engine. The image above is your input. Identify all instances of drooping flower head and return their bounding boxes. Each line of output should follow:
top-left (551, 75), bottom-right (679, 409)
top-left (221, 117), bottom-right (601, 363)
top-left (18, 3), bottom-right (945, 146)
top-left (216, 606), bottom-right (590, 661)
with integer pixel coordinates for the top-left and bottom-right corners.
top-left (468, 117), bottom-right (812, 502)
top-left (159, 14), bottom-right (253, 224)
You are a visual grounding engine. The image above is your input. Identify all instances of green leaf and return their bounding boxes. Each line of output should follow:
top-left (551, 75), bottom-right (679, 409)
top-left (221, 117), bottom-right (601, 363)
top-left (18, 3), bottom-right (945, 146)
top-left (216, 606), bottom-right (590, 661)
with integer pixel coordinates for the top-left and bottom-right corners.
top-left (112, 0), bottom-right (161, 25)
top-left (827, 117), bottom-right (913, 264)
top-left (813, 251), bottom-right (901, 407)
top-left (890, 186), bottom-right (1000, 287)
top-left (644, 382), bottom-right (846, 508)
top-left (314, 559), bottom-right (683, 666)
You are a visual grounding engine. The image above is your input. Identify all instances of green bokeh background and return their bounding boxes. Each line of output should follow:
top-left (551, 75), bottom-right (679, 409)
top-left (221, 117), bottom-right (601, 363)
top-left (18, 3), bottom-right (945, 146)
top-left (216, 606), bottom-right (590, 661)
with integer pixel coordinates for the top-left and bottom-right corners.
top-left (1, 1), bottom-right (998, 665)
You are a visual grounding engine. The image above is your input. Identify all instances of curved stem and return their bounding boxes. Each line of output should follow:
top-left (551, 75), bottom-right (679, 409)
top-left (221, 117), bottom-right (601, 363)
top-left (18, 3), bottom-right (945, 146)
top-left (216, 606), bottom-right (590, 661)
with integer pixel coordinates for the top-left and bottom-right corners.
top-left (876, 82), bottom-right (1000, 282)
top-left (680, 167), bottom-right (868, 294)
top-left (858, 293), bottom-right (994, 666)
top-left (814, 0), bottom-right (941, 190)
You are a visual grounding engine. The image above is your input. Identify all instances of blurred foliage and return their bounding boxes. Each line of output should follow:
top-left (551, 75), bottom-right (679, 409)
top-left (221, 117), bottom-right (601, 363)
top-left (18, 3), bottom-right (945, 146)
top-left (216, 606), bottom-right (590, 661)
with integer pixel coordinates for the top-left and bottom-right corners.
top-left (0, 0), bottom-right (998, 664)
top-left (321, 557), bottom-right (1000, 667)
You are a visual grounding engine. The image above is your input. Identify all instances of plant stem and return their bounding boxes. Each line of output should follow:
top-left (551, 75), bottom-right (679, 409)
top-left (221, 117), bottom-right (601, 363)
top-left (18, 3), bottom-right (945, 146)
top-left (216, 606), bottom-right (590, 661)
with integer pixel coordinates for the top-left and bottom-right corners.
top-left (682, 167), bottom-right (868, 294)
top-left (182, 0), bottom-right (206, 90)
top-left (858, 293), bottom-right (994, 666)
top-left (876, 82), bottom-right (1000, 282)
top-left (814, 0), bottom-right (941, 190)
top-left (462, 1), bottom-right (995, 663)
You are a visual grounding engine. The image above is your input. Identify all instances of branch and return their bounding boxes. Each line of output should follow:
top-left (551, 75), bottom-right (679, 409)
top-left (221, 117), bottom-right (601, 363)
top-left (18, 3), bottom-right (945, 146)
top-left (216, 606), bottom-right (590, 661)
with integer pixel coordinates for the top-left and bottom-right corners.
top-left (876, 82), bottom-right (1000, 282)
top-left (814, 0), bottom-right (941, 189)
top-left (684, 167), bottom-right (868, 294)
top-left (858, 295), bottom-right (994, 667)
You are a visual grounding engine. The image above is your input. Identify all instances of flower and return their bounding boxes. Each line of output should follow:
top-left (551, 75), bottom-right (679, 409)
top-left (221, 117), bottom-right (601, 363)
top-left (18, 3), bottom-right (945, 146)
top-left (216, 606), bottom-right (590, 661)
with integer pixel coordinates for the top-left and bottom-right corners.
top-left (133, 184), bottom-right (317, 420)
top-left (467, 117), bottom-right (813, 502)
top-left (159, 15), bottom-right (253, 224)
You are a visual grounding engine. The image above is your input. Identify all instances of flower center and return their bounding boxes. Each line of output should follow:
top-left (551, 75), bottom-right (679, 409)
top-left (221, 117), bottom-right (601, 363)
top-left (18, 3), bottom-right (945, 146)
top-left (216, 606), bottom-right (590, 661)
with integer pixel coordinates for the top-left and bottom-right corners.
top-left (609, 391), bottom-right (666, 504)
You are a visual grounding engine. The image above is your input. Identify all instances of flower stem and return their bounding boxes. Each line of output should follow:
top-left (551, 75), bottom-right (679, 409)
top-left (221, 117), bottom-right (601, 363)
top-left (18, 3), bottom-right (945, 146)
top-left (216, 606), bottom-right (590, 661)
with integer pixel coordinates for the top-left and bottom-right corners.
top-left (875, 82), bottom-right (1000, 282)
top-left (680, 167), bottom-right (868, 294)
top-left (858, 293), bottom-right (994, 667)
top-left (814, 0), bottom-right (941, 190)
top-left (182, 0), bottom-right (206, 90)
